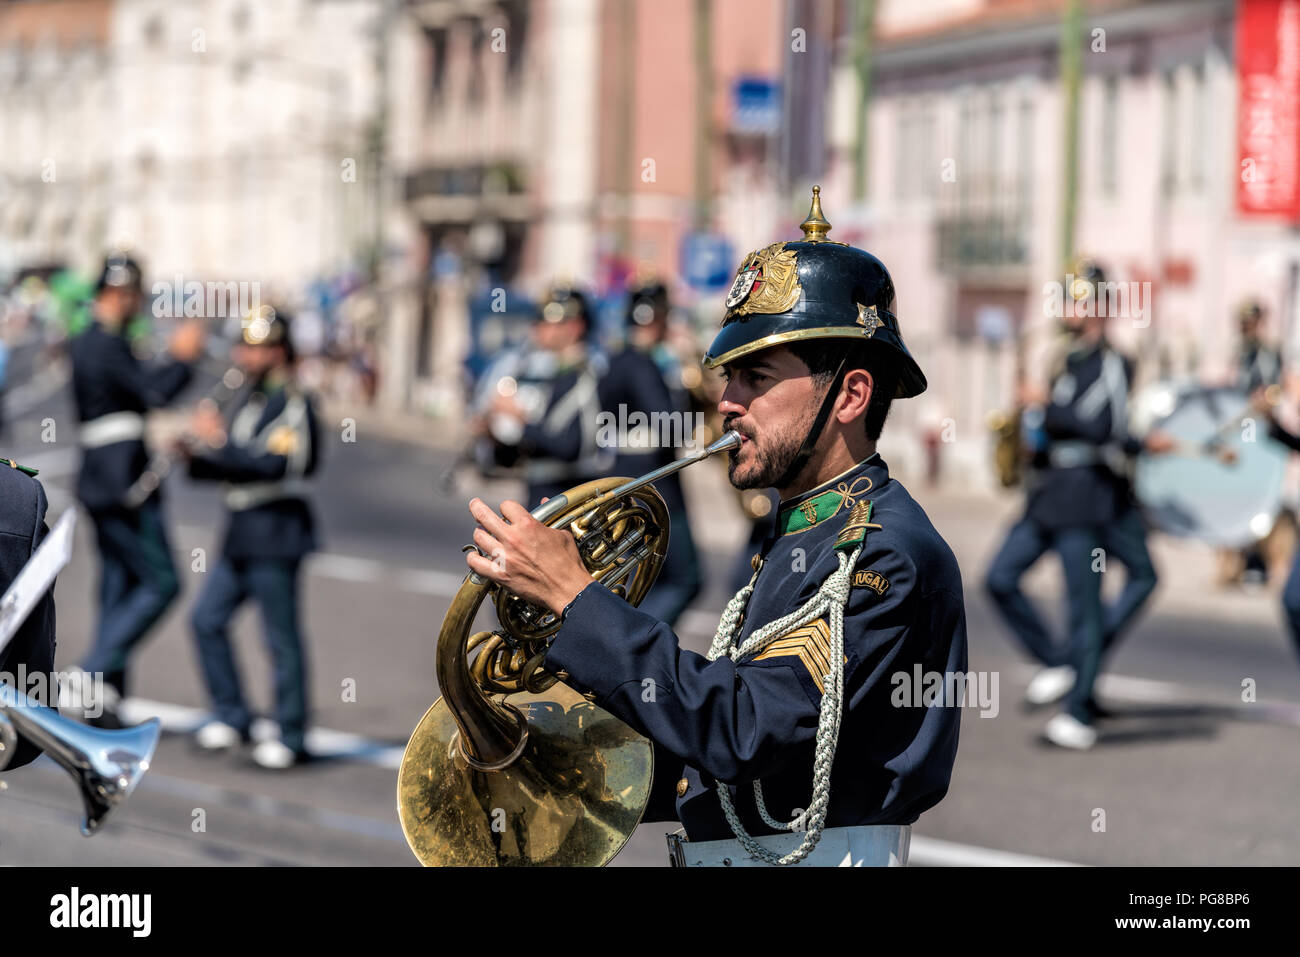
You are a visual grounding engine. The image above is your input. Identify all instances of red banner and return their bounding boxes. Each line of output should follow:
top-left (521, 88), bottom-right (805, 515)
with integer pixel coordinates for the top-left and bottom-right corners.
top-left (1237, 0), bottom-right (1300, 220)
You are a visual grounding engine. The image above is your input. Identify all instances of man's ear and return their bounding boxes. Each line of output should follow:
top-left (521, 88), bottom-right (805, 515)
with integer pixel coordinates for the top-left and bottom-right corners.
top-left (837, 368), bottom-right (874, 423)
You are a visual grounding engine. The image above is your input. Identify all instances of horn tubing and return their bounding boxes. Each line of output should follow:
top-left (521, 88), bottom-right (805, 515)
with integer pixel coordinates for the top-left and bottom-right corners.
top-left (444, 429), bottom-right (742, 771)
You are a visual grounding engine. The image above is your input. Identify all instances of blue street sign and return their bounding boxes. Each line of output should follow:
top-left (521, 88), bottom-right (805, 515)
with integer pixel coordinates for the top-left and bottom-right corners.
top-left (680, 232), bottom-right (734, 290)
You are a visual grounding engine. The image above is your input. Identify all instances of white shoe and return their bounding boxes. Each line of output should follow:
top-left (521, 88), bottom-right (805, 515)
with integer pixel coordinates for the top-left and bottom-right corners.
top-left (1025, 665), bottom-right (1076, 706)
top-left (251, 740), bottom-right (298, 770)
top-left (56, 667), bottom-right (90, 714)
top-left (195, 721), bottom-right (243, 750)
top-left (58, 668), bottom-right (121, 723)
top-left (1045, 713), bottom-right (1097, 750)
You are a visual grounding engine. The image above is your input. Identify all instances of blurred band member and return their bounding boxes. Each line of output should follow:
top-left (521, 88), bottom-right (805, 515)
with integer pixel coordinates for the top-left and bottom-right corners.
top-left (472, 283), bottom-right (611, 507)
top-left (0, 460), bottom-right (58, 769)
top-left (185, 306), bottom-right (320, 770)
top-left (1233, 301), bottom-right (1282, 585)
top-left (984, 260), bottom-right (1174, 749)
top-left (1236, 300), bottom-right (1281, 395)
top-left (65, 253), bottom-right (205, 724)
top-left (1251, 387), bottom-right (1300, 663)
top-left (598, 280), bottom-right (702, 626)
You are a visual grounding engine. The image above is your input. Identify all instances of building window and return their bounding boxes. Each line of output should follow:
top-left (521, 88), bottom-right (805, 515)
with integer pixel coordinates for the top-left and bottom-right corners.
top-left (1101, 74), bottom-right (1119, 197)
top-left (987, 88), bottom-right (1003, 207)
top-left (142, 14), bottom-right (164, 47)
top-left (1189, 62), bottom-right (1206, 191)
top-left (426, 27), bottom-right (448, 100)
top-left (895, 100), bottom-right (913, 200)
top-left (1160, 70), bottom-right (1178, 196)
top-left (919, 99), bottom-right (936, 199)
top-left (1017, 92), bottom-right (1034, 209)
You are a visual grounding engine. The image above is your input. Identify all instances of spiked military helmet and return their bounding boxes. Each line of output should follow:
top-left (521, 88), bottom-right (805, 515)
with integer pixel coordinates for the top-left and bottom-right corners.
top-left (96, 252), bottom-right (144, 292)
top-left (702, 187), bottom-right (927, 399)
top-left (1068, 257), bottom-right (1107, 304)
top-left (241, 303), bottom-right (295, 353)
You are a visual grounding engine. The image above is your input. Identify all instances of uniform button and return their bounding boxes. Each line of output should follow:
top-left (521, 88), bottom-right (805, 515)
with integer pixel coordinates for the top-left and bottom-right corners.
top-left (676, 777), bottom-right (689, 797)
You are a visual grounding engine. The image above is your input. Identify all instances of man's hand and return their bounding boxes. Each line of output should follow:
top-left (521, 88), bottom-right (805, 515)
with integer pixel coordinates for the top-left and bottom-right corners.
top-left (1143, 429), bottom-right (1177, 455)
top-left (1016, 381), bottom-right (1048, 407)
top-left (466, 498), bottom-right (595, 616)
top-left (489, 393), bottom-right (524, 422)
top-left (1249, 386), bottom-right (1277, 418)
top-left (188, 399), bottom-right (226, 449)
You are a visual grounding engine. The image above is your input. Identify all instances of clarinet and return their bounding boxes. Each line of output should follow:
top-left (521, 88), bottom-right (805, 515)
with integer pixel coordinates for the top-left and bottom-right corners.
top-left (121, 364), bottom-right (248, 509)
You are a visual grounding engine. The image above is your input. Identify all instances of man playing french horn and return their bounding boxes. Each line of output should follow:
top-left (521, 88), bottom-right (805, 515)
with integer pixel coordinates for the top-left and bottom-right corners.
top-left (465, 189), bottom-right (967, 866)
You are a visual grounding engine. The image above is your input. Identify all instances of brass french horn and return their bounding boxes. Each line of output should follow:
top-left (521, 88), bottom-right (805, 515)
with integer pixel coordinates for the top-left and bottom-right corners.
top-left (398, 430), bottom-right (742, 866)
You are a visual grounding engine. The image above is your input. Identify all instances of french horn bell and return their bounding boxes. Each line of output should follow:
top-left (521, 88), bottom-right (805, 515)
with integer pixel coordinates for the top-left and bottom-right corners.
top-left (398, 430), bottom-right (742, 866)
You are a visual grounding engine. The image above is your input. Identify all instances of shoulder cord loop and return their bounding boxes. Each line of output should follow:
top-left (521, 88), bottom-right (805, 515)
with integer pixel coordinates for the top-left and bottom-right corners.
top-left (704, 543), bottom-right (861, 865)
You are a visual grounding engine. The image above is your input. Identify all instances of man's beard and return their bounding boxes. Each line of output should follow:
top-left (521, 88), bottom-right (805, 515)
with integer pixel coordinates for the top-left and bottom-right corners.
top-left (725, 405), bottom-right (816, 491)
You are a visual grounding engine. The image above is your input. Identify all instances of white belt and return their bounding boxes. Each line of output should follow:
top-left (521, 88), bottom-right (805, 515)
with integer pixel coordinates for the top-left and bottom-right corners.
top-left (667, 824), bottom-right (910, 867)
top-left (79, 411), bottom-right (145, 448)
top-left (222, 478), bottom-right (308, 511)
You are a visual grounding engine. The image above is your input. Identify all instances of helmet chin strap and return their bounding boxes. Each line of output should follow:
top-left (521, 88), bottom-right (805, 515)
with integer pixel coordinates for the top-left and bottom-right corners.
top-left (773, 356), bottom-right (848, 493)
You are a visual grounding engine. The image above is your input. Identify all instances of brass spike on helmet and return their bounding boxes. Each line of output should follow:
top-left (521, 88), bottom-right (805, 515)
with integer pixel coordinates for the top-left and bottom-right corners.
top-left (242, 304), bottom-right (288, 346)
top-left (799, 185), bottom-right (833, 243)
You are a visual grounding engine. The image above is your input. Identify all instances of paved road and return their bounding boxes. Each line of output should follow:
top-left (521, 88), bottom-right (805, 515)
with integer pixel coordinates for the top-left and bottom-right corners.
top-left (1, 341), bottom-right (1297, 866)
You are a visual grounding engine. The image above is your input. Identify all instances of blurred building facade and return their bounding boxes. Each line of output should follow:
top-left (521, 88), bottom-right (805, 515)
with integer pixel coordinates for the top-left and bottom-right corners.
top-left (382, 0), bottom-right (838, 417)
top-left (0, 0), bottom-right (114, 278)
top-left (1, 0), bottom-right (381, 292)
top-left (823, 0), bottom-right (1300, 482)
top-left (6, 0), bottom-right (1300, 489)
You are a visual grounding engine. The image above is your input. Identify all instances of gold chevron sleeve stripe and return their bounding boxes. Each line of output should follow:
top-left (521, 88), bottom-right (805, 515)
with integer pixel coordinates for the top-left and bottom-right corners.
top-left (748, 618), bottom-right (845, 695)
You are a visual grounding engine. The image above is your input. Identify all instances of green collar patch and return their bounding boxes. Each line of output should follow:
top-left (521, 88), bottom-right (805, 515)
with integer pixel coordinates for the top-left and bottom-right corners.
top-left (776, 471), bottom-right (878, 537)
top-left (778, 487), bottom-right (851, 535)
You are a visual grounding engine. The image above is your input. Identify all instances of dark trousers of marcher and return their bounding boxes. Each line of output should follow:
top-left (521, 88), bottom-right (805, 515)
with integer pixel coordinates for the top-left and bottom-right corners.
top-left (1280, 552), bottom-right (1300, 661)
top-left (985, 504), bottom-right (1159, 669)
top-left (636, 508), bottom-right (702, 628)
top-left (81, 499), bottom-right (181, 696)
top-left (191, 556), bottom-right (308, 753)
top-left (1055, 526), bottom-right (1105, 724)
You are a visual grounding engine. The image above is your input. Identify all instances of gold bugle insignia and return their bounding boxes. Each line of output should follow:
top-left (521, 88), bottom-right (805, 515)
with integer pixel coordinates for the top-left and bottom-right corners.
top-left (265, 425), bottom-right (299, 456)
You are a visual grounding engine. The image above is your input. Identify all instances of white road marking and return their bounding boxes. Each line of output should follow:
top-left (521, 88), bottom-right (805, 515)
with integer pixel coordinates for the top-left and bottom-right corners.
top-left (118, 697), bottom-right (407, 770)
top-left (1094, 673), bottom-right (1184, 702)
top-left (908, 835), bottom-right (1083, 867)
top-left (2, 360), bottom-right (70, 417)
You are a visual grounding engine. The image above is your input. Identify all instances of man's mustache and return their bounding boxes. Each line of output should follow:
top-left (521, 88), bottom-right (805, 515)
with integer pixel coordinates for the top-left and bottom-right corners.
top-left (724, 417), bottom-right (753, 441)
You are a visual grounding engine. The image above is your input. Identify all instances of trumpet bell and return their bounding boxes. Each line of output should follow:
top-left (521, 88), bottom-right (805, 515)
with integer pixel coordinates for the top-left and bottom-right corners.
top-left (0, 681), bottom-right (161, 836)
top-left (72, 718), bottom-right (162, 836)
top-left (398, 683), bottom-right (651, 866)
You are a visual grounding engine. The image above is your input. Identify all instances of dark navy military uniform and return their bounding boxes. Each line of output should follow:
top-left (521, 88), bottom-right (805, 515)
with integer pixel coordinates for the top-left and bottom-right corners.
top-left (599, 344), bottom-right (701, 625)
top-left (986, 338), bottom-right (1154, 722)
top-left (1237, 342), bottom-right (1282, 395)
top-left (1258, 418), bottom-right (1300, 658)
top-left (0, 462), bottom-right (57, 770)
top-left (484, 347), bottom-right (611, 507)
top-left (545, 454), bottom-right (966, 840)
top-left (69, 320), bottom-right (192, 695)
top-left (187, 375), bottom-right (319, 754)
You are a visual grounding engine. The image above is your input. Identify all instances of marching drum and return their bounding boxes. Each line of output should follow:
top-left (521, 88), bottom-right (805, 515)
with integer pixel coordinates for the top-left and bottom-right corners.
top-left (1132, 382), bottom-right (1288, 547)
